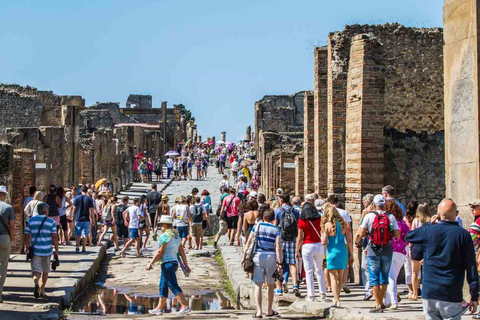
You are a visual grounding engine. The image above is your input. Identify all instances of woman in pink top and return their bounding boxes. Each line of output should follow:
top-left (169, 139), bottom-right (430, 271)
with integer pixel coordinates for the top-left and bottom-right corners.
top-left (384, 200), bottom-right (409, 309)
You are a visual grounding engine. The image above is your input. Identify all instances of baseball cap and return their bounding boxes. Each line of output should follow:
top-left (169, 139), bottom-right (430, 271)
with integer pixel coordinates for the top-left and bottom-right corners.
top-left (0, 186), bottom-right (6, 194)
top-left (315, 199), bottom-right (324, 210)
top-left (373, 194), bottom-right (386, 207)
top-left (276, 188), bottom-right (283, 195)
top-left (469, 199), bottom-right (480, 206)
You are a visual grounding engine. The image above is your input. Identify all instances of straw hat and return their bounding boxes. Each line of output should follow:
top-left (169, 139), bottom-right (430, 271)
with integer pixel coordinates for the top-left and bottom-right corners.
top-left (159, 215), bottom-right (173, 225)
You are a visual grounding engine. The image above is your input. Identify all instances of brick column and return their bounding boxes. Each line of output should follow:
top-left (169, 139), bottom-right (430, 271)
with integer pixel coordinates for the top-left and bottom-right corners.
top-left (345, 34), bottom-right (385, 221)
top-left (314, 47), bottom-right (329, 198)
top-left (295, 156), bottom-right (305, 196)
top-left (327, 34), bottom-right (348, 199)
top-left (79, 148), bottom-right (94, 185)
top-left (303, 91), bottom-right (315, 195)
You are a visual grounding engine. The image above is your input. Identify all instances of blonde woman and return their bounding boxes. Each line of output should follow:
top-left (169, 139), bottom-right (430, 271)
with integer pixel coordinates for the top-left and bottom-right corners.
top-left (24, 191), bottom-right (44, 220)
top-left (321, 204), bottom-right (348, 307)
top-left (410, 203), bottom-right (430, 301)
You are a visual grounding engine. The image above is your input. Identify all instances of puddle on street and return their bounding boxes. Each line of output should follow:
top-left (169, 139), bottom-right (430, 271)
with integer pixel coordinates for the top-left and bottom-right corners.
top-left (73, 285), bottom-right (235, 315)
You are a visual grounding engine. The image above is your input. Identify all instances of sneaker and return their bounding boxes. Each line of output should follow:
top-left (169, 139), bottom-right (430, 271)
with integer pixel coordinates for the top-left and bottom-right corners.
top-left (342, 285), bottom-right (351, 294)
top-left (320, 293), bottom-right (327, 300)
top-left (292, 285), bottom-right (300, 297)
top-left (178, 306), bottom-right (191, 315)
top-left (274, 289), bottom-right (283, 296)
top-left (75, 247), bottom-right (80, 253)
top-left (213, 242), bottom-right (217, 249)
top-left (363, 292), bottom-right (373, 301)
top-left (389, 303), bottom-right (398, 310)
top-left (82, 248), bottom-right (86, 253)
top-left (149, 309), bottom-right (165, 315)
top-left (306, 296), bottom-right (316, 302)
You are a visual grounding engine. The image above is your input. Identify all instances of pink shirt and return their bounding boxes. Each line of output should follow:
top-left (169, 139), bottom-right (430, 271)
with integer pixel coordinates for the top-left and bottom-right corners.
top-left (393, 219), bottom-right (409, 255)
top-left (222, 195), bottom-right (240, 217)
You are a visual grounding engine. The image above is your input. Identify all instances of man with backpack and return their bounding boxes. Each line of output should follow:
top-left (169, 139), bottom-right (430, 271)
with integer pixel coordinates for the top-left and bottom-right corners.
top-left (358, 194), bottom-right (400, 313)
top-left (190, 196), bottom-right (210, 250)
top-left (274, 195), bottom-right (300, 296)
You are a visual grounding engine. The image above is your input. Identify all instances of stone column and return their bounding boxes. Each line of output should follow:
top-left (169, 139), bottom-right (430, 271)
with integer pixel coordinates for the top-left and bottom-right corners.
top-left (246, 126), bottom-right (252, 141)
top-left (314, 47), bottom-right (329, 198)
top-left (303, 91), bottom-right (315, 195)
top-left (295, 156), bottom-right (305, 196)
top-left (221, 131), bottom-right (226, 142)
top-left (327, 34), bottom-right (348, 199)
top-left (345, 34), bottom-right (385, 219)
top-left (444, 0), bottom-right (480, 225)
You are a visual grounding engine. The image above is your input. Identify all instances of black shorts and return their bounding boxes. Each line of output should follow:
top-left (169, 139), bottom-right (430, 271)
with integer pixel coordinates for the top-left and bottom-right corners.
top-left (226, 216), bottom-right (239, 229)
top-left (60, 215), bottom-right (68, 231)
top-left (411, 244), bottom-right (423, 261)
top-left (117, 224), bottom-right (129, 239)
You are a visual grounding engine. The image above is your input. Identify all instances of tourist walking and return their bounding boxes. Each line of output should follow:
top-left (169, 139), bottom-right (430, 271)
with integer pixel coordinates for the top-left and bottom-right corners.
top-left (213, 187), bottom-right (230, 249)
top-left (147, 215), bottom-right (192, 316)
top-left (218, 152), bottom-right (226, 174)
top-left (113, 196), bottom-right (129, 249)
top-left (24, 202), bottom-right (59, 298)
top-left (166, 157), bottom-right (174, 179)
top-left (45, 185), bottom-right (61, 231)
top-left (171, 197), bottom-right (191, 248)
top-left (154, 195), bottom-right (170, 233)
top-left (242, 200), bottom-right (259, 242)
top-left (406, 198), bottom-right (478, 319)
top-left (146, 184), bottom-right (162, 231)
top-left (322, 204), bottom-right (348, 307)
top-left (384, 200), bottom-right (409, 309)
top-left (382, 185), bottom-right (405, 215)
top-left (297, 201), bottom-right (327, 302)
top-left (190, 196), bottom-right (209, 250)
top-left (410, 203), bottom-right (431, 301)
top-left (57, 187), bottom-right (72, 245)
top-left (24, 191), bottom-right (44, 220)
top-left (0, 185), bottom-right (14, 302)
top-left (97, 196), bottom-right (119, 249)
top-left (138, 195), bottom-right (150, 251)
top-left (242, 209), bottom-right (283, 318)
top-left (147, 157), bottom-right (154, 181)
top-left (219, 175), bottom-right (230, 194)
top-left (358, 195), bottom-right (400, 313)
top-left (72, 185), bottom-right (95, 253)
top-left (404, 200), bottom-right (417, 299)
top-left (118, 197), bottom-right (143, 257)
top-left (221, 188), bottom-right (241, 246)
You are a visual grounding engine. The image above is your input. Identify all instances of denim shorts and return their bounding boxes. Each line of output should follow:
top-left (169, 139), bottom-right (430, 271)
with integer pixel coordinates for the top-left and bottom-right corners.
top-left (159, 261), bottom-right (182, 297)
top-left (367, 254), bottom-right (392, 286)
top-left (129, 228), bottom-right (139, 239)
top-left (177, 226), bottom-right (189, 239)
top-left (75, 221), bottom-right (90, 237)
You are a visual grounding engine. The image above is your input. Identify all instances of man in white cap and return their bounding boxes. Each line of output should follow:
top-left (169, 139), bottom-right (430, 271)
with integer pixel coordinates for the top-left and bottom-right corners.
top-left (358, 194), bottom-right (399, 313)
top-left (0, 186), bottom-right (14, 303)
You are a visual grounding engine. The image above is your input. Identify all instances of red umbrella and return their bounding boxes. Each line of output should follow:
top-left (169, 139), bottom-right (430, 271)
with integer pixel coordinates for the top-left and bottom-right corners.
top-left (135, 152), bottom-right (144, 159)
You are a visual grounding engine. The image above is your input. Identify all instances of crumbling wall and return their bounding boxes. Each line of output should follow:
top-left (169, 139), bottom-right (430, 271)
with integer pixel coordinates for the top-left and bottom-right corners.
top-left (0, 90), bottom-right (43, 128)
top-left (126, 94), bottom-right (152, 109)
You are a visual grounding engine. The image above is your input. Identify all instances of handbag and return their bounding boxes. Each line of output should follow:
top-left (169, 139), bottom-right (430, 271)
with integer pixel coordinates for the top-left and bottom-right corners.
top-left (242, 224), bottom-right (260, 273)
top-left (27, 216), bottom-right (48, 261)
top-left (308, 220), bottom-right (322, 241)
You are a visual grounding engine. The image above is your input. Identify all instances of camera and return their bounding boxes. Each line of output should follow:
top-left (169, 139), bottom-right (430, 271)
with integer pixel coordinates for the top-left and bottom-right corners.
top-left (51, 257), bottom-right (60, 271)
top-left (272, 269), bottom-right (284, 283)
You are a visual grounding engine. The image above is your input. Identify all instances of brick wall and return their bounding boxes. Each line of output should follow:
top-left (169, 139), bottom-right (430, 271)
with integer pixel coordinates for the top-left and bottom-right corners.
top-left (314, 47), bottom-right (329, 198)
top-left (295, 156), bottom-right (305, 196)
top-left (345, 34), bottom-right (385, 223)
top-left (303, 91), bottom-right (315, 195)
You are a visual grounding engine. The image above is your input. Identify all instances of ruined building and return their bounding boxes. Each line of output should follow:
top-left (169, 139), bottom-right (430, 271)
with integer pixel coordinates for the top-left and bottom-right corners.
top-left (254, 93), bottom-right (306, 198)
top-left (0, 85), bottom-right (194, 252)
top-left (255, 23), bottom-right (445, 230)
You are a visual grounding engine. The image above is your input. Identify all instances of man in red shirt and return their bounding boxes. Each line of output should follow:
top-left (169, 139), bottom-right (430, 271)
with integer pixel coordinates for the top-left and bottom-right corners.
top-left (221, 188), bottom-right (241, 246)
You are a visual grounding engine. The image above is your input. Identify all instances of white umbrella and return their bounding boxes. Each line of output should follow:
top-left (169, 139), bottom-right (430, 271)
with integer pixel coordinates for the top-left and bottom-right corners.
top-left (165, 151), bottom-right (180, 156)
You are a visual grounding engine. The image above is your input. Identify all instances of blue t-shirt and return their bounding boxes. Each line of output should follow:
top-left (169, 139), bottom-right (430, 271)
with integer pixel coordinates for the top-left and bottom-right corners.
top-left (73, 195), bottom-right (94, 222)
top-left (25, 215), bottom-right (57, 256)
top-left (252, 222), bottom-right (281, 253)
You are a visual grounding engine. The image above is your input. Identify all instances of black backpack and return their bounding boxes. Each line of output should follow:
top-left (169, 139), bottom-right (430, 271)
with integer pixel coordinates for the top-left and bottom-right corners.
top-left (279, 207), bottom-right (298, 241)
top-left (192, 205), bottom-right (204, 223)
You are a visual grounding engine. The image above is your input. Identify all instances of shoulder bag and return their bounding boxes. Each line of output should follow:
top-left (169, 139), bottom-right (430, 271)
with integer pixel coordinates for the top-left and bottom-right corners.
top-left (242, 223), bottom-right (260, 273)
top-left (27, 216), bottom-right (48, 261)
top-left (308, 219), bottom-right (322, 241)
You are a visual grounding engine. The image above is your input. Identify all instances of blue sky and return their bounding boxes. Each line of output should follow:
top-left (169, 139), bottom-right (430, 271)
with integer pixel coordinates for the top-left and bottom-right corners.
top-left (0, 0), bottom-right (443, 141)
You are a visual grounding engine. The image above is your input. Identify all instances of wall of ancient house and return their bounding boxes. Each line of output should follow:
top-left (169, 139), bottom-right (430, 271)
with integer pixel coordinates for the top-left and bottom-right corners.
top-left (0, 90), bottom-right (44, 128)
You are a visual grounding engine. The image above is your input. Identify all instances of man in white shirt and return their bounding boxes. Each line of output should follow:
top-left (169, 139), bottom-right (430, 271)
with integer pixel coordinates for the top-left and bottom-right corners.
top-left (326, 195), bottom-right (354, 294)
top-left (219, 175), bottom-right (230, 194)
top-left (231, 160), bottom-right (239, 182)
top-left (118, 198), bottom-right (143, 257)
top-left (166, 157), bottom-right (174, 179)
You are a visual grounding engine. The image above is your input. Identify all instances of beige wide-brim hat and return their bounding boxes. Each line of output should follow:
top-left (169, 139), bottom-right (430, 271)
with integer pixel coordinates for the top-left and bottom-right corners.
top-left (159, 215), bottom-right (173, 225)
top-left (0, 186), bottom-right (7, 194)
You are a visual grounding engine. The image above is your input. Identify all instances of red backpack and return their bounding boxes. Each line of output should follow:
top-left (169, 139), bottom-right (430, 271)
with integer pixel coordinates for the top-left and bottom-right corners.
top-left (369, 211), bottom-right (391, 248)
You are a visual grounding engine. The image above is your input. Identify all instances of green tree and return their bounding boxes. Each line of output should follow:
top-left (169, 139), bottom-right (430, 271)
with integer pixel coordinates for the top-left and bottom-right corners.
top-left (174, 104), bottom-right (195, 121)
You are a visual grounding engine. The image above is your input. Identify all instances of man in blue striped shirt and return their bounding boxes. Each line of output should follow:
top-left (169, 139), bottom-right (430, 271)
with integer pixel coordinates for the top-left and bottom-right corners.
top-left (24, 202), bottom-right (59, 298)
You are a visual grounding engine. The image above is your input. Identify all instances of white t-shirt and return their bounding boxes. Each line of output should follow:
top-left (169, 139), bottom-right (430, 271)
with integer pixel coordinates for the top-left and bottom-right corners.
top-left (166, 158), bottom-right (174, 168)
top-left (336, 208), bottom-right (352, 224)
top-left (128, 205), bottom-right (141, 229)
top-left (231, 161), bottom-right (239, 171)
top-left (175, 204), bottom-right (189, 227)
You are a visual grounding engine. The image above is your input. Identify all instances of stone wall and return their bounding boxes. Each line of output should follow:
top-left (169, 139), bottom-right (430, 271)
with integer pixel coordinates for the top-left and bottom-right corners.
top-left (0, 89), bottom-right (43, 128)
top-left (303, 91), bottom-right (315, 195)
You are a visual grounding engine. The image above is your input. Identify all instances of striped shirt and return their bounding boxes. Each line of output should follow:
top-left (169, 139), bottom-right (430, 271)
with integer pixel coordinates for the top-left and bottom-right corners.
top-left (25, 215), bottom-right (57, 257)
top-left (469, 217), bottom-right (480, 252)
top-left (252, 222), bottom-right (281, 253)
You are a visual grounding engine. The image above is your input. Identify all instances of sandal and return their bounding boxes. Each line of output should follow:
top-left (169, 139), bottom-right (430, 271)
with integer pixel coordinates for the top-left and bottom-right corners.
top-left (252, 314), bottom-right (263, 319)
top-left (265, 310), bottom-right (280, 317)
top-left (473, 314), bottom-right (480, 319)
top-left (369, 307), bottom-right (383, 313)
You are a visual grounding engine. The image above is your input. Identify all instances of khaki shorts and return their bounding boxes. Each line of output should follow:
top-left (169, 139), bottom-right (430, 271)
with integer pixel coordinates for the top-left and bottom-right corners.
top-left (217, 220), bottom-right (228, 236)
top-left (192, 224), bottom-right (204, 238)
top-left (31, 255), bottom-right (51, 274)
